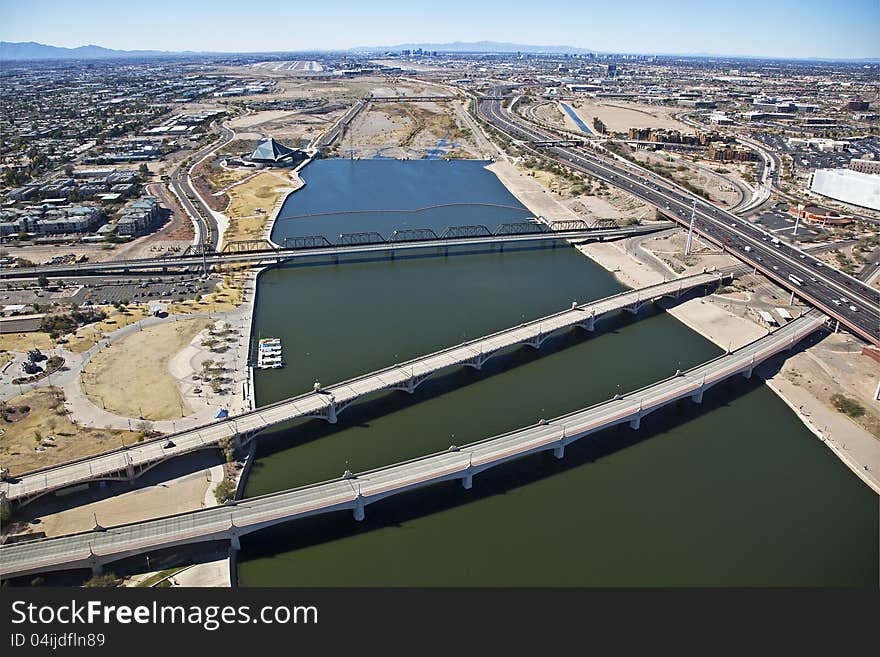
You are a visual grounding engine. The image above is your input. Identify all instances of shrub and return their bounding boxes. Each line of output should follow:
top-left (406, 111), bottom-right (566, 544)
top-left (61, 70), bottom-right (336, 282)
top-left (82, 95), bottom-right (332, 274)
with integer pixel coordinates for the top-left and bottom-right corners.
top-left (84, 572), bottom-right (120, 588)
top-left (830, 394), bottom-right (864, 418)
top-left (214, 479), bottom-right (236, 504)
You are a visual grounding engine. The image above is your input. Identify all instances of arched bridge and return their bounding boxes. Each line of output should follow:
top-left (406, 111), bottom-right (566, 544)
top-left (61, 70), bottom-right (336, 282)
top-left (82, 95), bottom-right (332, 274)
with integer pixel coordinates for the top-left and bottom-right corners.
top-left (1, 268), bottom-right (737, 508)
top-left (0, 312), bottom-right (824, 580)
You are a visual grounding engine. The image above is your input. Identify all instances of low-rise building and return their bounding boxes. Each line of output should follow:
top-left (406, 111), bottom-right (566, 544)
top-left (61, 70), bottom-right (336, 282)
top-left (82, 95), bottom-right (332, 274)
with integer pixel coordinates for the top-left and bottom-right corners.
top-left (849, 158), bottom-right (880, 175)
top-left (116, 196), bottom-right (161, 236)
top-left (0, 204), bottom-right (103, 236)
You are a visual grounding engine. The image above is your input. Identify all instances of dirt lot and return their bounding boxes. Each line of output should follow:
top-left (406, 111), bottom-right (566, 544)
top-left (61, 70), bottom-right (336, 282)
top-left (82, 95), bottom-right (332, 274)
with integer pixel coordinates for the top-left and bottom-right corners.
top-left (778, 332), bottom-right (880, 439)
top-left (628, 148), bottom-right (744, 207)
top-left (81, 318), bottom-right (211, 421)
top-left (516, 161), bottom-right (650, 224)
top-left (568, 99), bottom-right (691, 133)
top-left (0, 386), bottom-right (140, 475)
top-left (338, 100), bottom-right (478, 159)
top-left (641, 229), bottom-right (738, 275)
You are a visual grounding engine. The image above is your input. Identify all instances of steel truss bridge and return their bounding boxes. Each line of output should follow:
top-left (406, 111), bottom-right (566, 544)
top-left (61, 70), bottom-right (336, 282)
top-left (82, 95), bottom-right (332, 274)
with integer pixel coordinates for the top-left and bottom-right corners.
top-left (1, 222), bottom-right (673, 279)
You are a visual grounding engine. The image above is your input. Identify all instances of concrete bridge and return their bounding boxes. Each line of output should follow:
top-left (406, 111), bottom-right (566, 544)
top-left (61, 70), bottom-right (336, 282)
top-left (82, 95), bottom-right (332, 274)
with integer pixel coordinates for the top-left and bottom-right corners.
top-left (365, 96), bottom-right (456, 102)
top-left (0, 269), bottom-right (736, 508)
top-left (0, 312), bottom-right (824, 580)
top-left (0, 224), bottom-right (673, 279)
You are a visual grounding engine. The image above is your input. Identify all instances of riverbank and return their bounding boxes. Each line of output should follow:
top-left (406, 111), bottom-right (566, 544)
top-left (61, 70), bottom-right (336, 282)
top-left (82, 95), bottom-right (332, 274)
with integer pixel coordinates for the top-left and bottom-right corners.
top-left (575, 230), bottom-right (880, 494)
top-left (265, 159), bottom-right (310, 247)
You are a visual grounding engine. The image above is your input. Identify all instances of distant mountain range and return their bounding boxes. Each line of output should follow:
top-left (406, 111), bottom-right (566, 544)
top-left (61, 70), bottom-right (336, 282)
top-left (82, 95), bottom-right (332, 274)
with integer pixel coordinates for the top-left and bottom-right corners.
top-left (350, 41), bottom-right (594, 55)
top-left (0, 41), bottom-right (182, 60)
top-left (0, 39), bottom-right (593, 61)
top-left (1, 40), bottom-right (876, 63)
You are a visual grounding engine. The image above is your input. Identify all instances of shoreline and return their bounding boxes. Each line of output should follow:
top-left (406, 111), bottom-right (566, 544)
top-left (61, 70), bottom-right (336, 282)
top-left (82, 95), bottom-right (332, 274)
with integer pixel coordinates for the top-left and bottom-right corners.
top-left (487, 160), bottom-right (879, 495)
top-left (265, 159), bottom-right (311, 247)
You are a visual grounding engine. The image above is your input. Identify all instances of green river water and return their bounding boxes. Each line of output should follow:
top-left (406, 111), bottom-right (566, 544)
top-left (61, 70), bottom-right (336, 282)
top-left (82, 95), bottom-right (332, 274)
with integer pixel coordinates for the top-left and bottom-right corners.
top-left (237, 160), bottom-right (877, 586)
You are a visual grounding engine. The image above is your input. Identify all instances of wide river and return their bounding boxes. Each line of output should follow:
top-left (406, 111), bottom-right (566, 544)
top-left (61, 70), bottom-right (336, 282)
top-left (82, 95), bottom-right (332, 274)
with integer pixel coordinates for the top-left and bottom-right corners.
top-left (239, 159), bottom-right (877, 586)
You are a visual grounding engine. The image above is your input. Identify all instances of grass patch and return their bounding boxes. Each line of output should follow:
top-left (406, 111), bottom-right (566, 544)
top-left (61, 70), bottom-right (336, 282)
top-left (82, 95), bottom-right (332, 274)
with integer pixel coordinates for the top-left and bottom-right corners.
top-left (136, 567), bottom-right (187, 587)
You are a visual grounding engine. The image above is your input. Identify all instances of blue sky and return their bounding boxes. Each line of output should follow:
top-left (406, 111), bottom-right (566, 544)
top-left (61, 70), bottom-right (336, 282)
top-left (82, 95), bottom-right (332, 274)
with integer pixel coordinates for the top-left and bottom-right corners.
top-left (1, 0), bottom-right (878, 59)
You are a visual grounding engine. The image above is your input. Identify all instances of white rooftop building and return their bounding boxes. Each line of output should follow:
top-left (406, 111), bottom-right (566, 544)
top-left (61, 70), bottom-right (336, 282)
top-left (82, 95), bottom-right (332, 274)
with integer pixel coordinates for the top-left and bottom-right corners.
top-left (810, 169), bottom-right (880, 212)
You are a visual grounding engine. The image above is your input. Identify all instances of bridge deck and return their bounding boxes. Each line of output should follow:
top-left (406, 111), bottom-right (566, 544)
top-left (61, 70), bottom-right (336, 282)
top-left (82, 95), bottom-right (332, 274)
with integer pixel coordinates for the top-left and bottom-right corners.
top-left (0, 225), bottom-right (673, 278)
top-left (0, 313), bottom-right (824, 579)
top-left (1, 269), bottom-right (734, 506)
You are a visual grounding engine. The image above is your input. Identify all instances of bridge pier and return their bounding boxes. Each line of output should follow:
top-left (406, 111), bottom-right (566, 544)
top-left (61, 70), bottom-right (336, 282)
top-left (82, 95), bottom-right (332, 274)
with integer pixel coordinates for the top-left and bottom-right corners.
top-left (462, 472), bottom-right (473, 489)
top-left (464, 354), bottom-right (489, 371)
top-left (326, 401), bottom-right (338, 424)
top-left (691, 389), bottom-right (704, 404)
top-left (578, 312), bottom-right (596, 332)
top-left (553, 443), bottom-right (565, 459)
top-left (353, 495), bottom-right (365, 521)
top-left (629, 415), bottom-right (641, 430)
top-left (125, 459), bottom-right (135, 482)
top-left (90, 562), bottom-right (104, 577)
top-left (230, 533), bottom-right (241, 550)
top-left (742, 367), bottom-right (753, 379)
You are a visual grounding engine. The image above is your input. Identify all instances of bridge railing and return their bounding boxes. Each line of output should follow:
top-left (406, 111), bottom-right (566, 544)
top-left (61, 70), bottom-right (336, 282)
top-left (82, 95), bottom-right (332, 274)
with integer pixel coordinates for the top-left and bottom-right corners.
top-left (1, 312), bottom-right (824, 577)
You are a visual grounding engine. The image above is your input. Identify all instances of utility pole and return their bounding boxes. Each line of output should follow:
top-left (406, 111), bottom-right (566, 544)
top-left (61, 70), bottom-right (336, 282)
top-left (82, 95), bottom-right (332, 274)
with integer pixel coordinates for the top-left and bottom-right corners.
top-left (685, 200), bottom-right (697, 256)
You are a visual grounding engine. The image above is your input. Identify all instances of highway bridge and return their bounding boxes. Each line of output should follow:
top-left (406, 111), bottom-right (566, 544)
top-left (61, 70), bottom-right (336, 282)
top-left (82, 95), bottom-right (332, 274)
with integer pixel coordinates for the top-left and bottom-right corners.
top-left (476, 91), bottom-right (880, 346)
top-left (0, 269), bottom-right (735, 508)
top-left (312, 99), bottom-right (366, 150)
top-left (0, 223), bottom-right (673, 279)
top-left (0, 312), bottom-right (824, 580)
top-left (365, 95), bottom-right (456, 103)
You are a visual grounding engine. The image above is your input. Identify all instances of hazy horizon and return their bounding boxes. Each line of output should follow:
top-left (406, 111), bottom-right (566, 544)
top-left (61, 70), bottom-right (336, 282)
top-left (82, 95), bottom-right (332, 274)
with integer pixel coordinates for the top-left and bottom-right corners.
top-left (1, 0), bottom-right (878, 61)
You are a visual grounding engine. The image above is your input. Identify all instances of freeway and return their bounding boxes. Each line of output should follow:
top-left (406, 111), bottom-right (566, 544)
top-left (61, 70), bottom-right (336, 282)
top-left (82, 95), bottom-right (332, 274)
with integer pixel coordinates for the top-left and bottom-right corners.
top-left (476, 92), bottom-right (879, 345)
top-left (0, 224), bottom-right (671, 279)
top-left (0, 269), bottom-right (734, 507)
top-left (0, 312), bottom-right (823, 580)
top-left (168, 122), bottom-right (235, 251)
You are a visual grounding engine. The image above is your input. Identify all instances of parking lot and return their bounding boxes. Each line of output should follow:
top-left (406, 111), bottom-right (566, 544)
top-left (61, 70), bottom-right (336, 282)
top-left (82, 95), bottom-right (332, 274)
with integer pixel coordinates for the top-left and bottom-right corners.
top-left (752, 206), bottom-right (826, 243)
top-left (71, 277), bottom-right (217, 306)
top-left (750, 133), bottom-right (880, 172)
top-left (1, 275), bottom-right (219, 311)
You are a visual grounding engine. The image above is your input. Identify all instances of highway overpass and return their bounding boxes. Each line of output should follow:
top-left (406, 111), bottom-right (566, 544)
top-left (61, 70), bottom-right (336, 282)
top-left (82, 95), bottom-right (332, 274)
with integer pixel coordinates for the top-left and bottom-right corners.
top-left (476, 92), bottom-right (879, 346)
top-left (0, 268), bottom-right (735, 508)
top-left (0, 312), bottom-right (824, 580)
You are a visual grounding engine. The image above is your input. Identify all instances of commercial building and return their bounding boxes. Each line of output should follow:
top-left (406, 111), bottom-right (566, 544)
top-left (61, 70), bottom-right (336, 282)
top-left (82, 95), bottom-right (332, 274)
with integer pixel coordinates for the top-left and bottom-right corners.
top-left (849, 158), bottom-right (880, 175)
top-left (810, 169), bottom-right (880, 212)
top-left (788, 203), bottom-right (854, 226)
top-left (844, 98), bottom-right (870, 112)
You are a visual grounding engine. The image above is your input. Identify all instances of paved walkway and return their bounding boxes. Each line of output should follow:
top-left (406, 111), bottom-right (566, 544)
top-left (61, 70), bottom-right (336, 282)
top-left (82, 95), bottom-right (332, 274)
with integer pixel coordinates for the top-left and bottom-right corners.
top-left (0, 270), bottom-right (258, 436)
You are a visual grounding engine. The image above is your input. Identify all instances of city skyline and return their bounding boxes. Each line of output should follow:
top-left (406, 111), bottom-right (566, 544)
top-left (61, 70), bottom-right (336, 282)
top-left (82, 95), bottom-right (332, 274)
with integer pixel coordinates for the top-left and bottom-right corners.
top-left (1, 0), bottom-right (879, 61)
